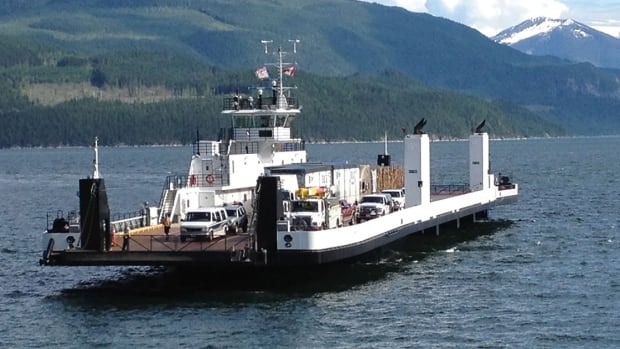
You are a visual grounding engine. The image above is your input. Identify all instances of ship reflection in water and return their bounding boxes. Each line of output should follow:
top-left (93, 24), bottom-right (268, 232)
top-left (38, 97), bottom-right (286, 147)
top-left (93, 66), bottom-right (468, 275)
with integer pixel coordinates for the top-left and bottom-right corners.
top-left (58, 220), bottom-right (512, 302)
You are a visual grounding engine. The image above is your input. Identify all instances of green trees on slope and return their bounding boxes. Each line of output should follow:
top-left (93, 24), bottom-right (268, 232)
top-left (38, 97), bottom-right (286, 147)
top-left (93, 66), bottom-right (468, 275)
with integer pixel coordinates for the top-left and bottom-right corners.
top-left (0, 44), bottom-right (565, 147)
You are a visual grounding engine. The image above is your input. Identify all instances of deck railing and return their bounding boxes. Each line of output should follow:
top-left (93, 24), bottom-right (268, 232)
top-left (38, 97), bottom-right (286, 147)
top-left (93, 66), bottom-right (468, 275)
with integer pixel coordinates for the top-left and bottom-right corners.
top-left (222, 96), bottom-right (299, 111)
top-left (111, 233), bottom-right (248, 253)
top-left (46, 209), bottom-right (151, 235)
top-left (111, 210), bottom-right (149, 232)
top-left (431, 184), bottom-right (470, 194)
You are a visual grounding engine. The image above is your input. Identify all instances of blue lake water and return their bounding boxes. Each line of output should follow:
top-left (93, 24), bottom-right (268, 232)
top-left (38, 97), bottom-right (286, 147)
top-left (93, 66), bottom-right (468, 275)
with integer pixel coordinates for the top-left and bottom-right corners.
top-left (1, 137), bottom-right (619, 348)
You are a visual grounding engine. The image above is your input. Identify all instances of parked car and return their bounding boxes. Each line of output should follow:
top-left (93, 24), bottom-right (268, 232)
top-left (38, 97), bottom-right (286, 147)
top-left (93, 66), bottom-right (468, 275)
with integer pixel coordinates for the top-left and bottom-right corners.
top-left (224, 204), bottom-right (248, 233)
top-left (339, 199), bottom-right (356, 225)
top-left (180, 207), bottom-right (229, 242)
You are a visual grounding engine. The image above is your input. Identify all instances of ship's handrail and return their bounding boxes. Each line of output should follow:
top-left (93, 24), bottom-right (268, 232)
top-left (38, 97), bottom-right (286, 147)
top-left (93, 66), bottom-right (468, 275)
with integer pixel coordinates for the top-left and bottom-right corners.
top-left (222, 96), bottom-right (298, 111)
top-left (431, 184), bottom-right (470, 194)
top-left (111, 210), bottom-right (145, 222)
top-left (227, 140), bottom-right (305, 154)
top-left (45, 209), bottom-right (151, 233)
top-left (161, 175), bottom-right (189, 192)
top-left (498, 183), bottom-right (516, 190)
top-left (192, 140), bottom-right (228, 157)
top-left (46, 210), bottom-right (79, 227)
top-left (161, 173), bottom-right (231, 190)
top-left (110, 210), bottom-right (148, 232)
top-left (112, 233), bottom-right (244, 253)
top-left (157, 175), bottom-right (184, 217)
top-left (45, 210), bottom-right (80, 233)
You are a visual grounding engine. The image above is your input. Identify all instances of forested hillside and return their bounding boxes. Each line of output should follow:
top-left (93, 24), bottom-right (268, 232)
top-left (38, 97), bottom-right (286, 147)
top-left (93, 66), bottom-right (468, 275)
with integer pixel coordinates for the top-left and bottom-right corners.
top-left (6, 0), bottom-right (617, 146)
top-left (0, 41), bottom-right (563, 147)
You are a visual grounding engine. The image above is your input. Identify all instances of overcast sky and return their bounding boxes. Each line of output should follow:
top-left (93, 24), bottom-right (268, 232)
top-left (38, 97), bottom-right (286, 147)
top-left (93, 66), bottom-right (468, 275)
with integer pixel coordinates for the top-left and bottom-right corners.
top-left (362, 0), bottom-right (620, 38)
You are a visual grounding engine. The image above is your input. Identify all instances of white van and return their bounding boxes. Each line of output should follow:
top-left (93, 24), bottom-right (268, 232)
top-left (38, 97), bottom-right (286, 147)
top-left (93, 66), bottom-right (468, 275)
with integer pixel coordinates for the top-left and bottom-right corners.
top-left (180, 207), bottom-right (229, 242)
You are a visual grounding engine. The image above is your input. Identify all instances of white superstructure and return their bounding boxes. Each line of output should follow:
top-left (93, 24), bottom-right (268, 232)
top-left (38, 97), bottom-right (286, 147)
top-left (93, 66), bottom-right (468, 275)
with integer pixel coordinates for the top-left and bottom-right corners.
top-left (159, 41), bottom-right (306, 221)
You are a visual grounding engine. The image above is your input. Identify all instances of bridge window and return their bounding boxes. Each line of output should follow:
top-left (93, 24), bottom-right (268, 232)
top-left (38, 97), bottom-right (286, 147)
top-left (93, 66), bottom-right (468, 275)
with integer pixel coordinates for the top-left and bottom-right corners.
top-left (233, 115), bottom-right (253, 128)
top-left (258, 130), bottom-right (273, 137)
top-left (259, 115), bottom-right (271, 127)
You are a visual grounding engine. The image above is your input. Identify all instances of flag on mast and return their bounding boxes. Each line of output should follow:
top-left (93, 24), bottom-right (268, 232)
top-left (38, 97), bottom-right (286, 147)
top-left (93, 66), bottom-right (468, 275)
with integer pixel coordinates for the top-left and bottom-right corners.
top-left (283, 65), bottom-right (297, 77)
top-left (255, 66), bottom-right (269, 80)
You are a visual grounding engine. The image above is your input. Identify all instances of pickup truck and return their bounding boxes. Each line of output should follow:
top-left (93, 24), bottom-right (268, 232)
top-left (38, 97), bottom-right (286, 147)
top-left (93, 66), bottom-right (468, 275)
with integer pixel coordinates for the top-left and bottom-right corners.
top-left (355, 193), bottom-right (393, 223)
top-left (180, 207), bottom-right (229, 242)
top-left (382, 188), bottom-right (405, 210)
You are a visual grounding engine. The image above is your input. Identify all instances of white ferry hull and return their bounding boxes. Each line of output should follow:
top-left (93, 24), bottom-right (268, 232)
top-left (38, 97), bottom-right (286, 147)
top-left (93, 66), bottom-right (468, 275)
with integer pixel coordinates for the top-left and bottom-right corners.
top-left (271, 189), bottom-right (517, 266)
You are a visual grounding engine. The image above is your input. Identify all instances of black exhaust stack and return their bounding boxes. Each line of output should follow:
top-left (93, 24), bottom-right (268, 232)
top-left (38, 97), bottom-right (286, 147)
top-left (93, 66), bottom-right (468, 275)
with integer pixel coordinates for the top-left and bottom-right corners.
top-left (79, 178), bottom-right (111, 251)
top-left (255, 176), bottom-right (279, 253)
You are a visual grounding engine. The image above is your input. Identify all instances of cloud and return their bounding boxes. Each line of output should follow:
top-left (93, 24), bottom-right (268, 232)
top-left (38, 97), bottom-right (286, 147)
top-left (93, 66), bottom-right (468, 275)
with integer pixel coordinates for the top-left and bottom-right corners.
top-left (366, 0), bottom-right (428, 13)
top-left (591, 23), bottom-right (620, 38)
top-left (362, 0), bottom-right (571, 36)
top-left (426, 0), bottom-right (570, 36)
top-left (569, 6), bottom-right (620, 38)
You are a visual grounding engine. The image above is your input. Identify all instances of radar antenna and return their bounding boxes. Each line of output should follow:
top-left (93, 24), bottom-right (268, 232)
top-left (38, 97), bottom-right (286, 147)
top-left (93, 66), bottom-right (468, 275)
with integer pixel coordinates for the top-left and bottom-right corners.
top-left (288, 39), bottom-right (300, 53)
top-left (260, 40), bottom-right (273, 54)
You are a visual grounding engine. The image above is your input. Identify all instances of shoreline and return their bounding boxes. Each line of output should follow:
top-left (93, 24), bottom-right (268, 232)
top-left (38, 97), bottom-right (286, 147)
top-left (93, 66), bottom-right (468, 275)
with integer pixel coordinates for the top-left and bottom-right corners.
top-left (3, 134), bottom-right (620, 150)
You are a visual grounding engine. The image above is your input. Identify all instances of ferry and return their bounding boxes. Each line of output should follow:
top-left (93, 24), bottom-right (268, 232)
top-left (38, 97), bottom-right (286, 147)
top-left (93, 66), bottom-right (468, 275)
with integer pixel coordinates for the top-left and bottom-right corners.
top-left (40, 41), bottom-right (518, 268)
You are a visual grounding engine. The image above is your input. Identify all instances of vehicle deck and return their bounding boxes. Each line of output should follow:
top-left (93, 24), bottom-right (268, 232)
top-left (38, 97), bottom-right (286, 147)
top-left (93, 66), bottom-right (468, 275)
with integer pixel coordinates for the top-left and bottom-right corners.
top-left (113, 191), bottom-right (466, 253)
top-left (42, 189), bottom-right (508, 267)
top-left (112, 224), bottom-right (251, 253)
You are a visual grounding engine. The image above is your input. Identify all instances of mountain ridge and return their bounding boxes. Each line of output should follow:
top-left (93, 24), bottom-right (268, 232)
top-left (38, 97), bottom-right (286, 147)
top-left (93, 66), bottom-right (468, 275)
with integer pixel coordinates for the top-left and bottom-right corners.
top-left (0, 1), bottom-right (620, 141)
top-left (492, 17), bottom-right (620, 69)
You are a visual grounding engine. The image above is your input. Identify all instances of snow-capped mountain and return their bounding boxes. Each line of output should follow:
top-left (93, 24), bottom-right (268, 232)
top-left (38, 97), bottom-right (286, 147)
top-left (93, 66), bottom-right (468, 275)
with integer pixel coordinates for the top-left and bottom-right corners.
top-left (493, 17), bottom-right (620, 69)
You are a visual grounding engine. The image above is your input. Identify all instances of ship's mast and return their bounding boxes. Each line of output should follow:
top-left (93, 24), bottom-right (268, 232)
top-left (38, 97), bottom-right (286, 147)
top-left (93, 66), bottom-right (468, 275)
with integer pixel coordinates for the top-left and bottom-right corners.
top-left (277, 47), bottom-right (285, 109)
top-left (384, 131), bottom-right (389, 155)
top-left (261, 39), bottom-right (299, 110)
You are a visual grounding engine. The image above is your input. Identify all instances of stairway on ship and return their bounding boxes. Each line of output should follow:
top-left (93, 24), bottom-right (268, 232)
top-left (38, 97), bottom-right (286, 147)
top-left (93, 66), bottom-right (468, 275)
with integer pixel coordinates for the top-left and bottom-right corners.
top-left (159, 189), bottom-right (177, 223)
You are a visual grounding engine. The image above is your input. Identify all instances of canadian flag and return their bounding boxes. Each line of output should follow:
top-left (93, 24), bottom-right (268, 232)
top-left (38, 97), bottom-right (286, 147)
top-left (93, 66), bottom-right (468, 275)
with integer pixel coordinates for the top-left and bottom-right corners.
top-left (255, 66), bottom-right (269, 80)
top-left (283, 65), bottom-right (297, 77)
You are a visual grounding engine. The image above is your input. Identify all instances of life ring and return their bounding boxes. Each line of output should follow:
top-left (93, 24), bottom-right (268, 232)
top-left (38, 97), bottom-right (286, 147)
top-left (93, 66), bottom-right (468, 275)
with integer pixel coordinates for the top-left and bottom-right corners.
top-left (190, 175), bottom-right (197, 186)
top-left (206, 174), bottom-right (215, 184)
